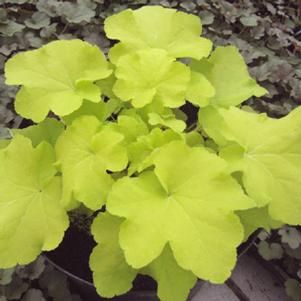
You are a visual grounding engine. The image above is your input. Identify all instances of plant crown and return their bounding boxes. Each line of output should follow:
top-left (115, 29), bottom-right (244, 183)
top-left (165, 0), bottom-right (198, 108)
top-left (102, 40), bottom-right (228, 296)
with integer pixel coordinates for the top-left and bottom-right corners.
top-left (1, 5), bottom-right (300, 301)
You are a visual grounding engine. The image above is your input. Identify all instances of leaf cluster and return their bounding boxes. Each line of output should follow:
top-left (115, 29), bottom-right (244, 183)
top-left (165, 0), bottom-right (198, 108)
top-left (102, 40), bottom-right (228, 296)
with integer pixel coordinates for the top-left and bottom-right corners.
top-left (0, 4), bottom-right (300, 301)
top-left (0, 0), bottom-right (300, 129)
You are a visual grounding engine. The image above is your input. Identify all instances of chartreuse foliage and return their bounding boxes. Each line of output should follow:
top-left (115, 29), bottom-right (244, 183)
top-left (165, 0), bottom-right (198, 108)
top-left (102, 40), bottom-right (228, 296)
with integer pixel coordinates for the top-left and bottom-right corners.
top-left (0, 135), bottom-right (68, 268)
top-left (5, 39), bottom-right (112, 122)
top-left (107, 141), bottom-right (254, 283)
top-left (1, 5), bottom-right (300, 301)
top-left (104, 5), bottom-right (212, 63)
top-left (55, 116), bottom-right (128, 210)
top-left (200, 106), bottom-right (301, 225)
top-left (190, 46), bottom-right (267, 108)
top-left (113, 48), bottom-right (190, 108)
top-left (90, 212), bottom-right (197, 301)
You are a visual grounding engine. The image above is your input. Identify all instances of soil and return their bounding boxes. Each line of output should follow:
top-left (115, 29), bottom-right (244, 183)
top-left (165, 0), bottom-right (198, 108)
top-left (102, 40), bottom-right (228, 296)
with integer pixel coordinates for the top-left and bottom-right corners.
top-left (45, 225), bottom-right (157, 291)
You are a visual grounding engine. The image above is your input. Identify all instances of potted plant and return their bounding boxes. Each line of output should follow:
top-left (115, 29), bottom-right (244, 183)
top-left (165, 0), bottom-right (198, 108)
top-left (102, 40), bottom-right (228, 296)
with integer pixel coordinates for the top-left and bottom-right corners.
top-left (0, 5), bottom-right (300, 301)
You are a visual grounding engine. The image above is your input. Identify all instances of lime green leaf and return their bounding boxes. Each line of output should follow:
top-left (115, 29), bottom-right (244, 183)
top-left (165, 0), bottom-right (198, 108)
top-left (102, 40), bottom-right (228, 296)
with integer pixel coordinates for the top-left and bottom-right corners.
top-left (203, 106), bottom-right (301, 225)
top-left (173, 108), bottom-right (188, 123)
top-left (114, 113), bottom-right (149, 144)
top-left (185, 131), bottom-right (204, 147)
top-left (107, 141), bottom-right (254, 283)
top-left (56, 116), bottom-right (127, 210)
top-left (90, 213), bottom-right (137, 298)
top-left (113, 49), bottom-right (190, 108)
top-left (96, 70), bottom-right (117, 99)
top-left (219, 143), bottom-right (246, 173)
top-left (0, 135), bottom-right (68, 268)
top-left (128, 128), bottom-right (182, 175)
top-left (108, 43), bottom-right (136, 66)
top-left (148, 112), bottom-right (186, 133)
top-left (0, 140), bottom-right (11, 149)
top-left (190, 46), bottom-right (267, 107)
top-left (204, 139), bottom-right (219, 153)
top-left (237, 207), bottom-right (283, 241)
top-left (186, 71), bottom-right (215, 107)
top-left (141, 246), bottom-right (197, 301)
top-left (105, 6), bottom-right (212, 62)
top-left (12, 118), bottom-right (64, 147)
top-left (5, 40), bottom-right (111, 122)
top-left (90, 213), bottom-right (197, 301)
top-left (133, 99), bottom-right (166, 123)
top-left (63, 98), bottom-right (120, 126)
top-left (198, 106), bottom-right (229, 146)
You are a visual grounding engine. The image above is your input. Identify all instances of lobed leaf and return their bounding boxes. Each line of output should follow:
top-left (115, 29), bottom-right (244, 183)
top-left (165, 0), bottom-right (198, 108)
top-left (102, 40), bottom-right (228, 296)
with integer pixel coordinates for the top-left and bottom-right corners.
top-left (90, 212), bottom-right (197, 301)
top-left (113, 48), bottom-right (190, 108)
top-left (127, 128), bottom-right (182, 175)
top-left (191, 46), bottom-right (267, 107)
top-left (201, 106), bottom-right (301, 225)
top-left (148, 112), bottom-right (186, 133)
top-left (55, 116), bottom-right (128, 210)
top-left (111, 113), bottom-right (149, 144)
top-left (105, 6), bottom-right (212, 63)
top-left (141, 245), bottom-right (197, 301)
top-left (12, 118), bottom-right (64, 147)
top-left (63, 98), bottom-right (121, 126)
top-left (107, 141), bottom-right (254, 283)
top-left (90, 213), bottom-right (137, 298)
top-left (0, 135), bottom-right (69, 268)
top-left (5, 40), bottom-right (111, 122)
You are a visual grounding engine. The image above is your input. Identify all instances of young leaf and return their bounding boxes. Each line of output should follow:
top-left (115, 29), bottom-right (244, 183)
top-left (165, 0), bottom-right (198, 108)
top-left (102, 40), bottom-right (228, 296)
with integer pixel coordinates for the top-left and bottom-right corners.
top-left (55, 116), bottom-right (127, 210)
top-left (105, 6), bottom-right (212, 63)
top-left (190, 46), bottom-right (267, 107)
top-left (107, 141), bottom-right (254, 283)
top-left (5, 40), bottom-right (111, 122)
top-left (127, 128), bottom-right (182, 175)
top-left (148, 112), bottom-right (186, 133)
top-left (112, 113), bottom-right (149, 144)
top-left (90, 212), bottom-right (197, 301)
top-left (113, 49), bottom-right (190, 108)
top-left (201, 106), bottom-right (301, 225)
top-left (0, 135), bottom-right (69, 268)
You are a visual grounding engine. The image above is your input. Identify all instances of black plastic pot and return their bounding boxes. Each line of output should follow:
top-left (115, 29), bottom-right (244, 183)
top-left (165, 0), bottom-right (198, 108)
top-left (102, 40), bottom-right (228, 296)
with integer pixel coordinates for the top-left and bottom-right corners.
top-left (44, 229), bottom-right (260, 301)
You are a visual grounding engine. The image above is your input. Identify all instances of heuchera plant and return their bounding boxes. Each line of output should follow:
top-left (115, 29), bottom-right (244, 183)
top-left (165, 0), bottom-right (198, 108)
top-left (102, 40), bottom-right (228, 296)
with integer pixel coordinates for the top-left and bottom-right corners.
top-left (0, 6), bottom-right (300, 301)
